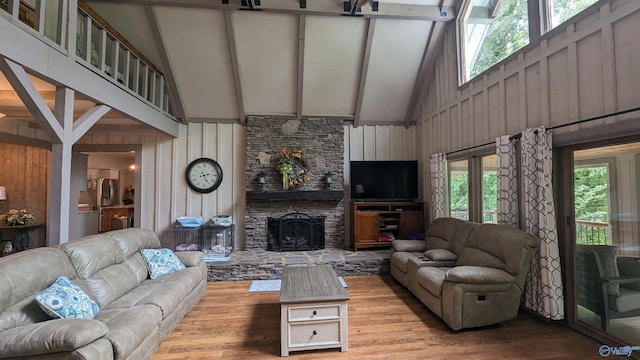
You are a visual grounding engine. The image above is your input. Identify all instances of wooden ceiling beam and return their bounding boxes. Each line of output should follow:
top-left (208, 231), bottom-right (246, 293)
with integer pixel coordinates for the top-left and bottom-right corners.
top-left (88, 0), bottom-right (455, 21)
top-left (145, 5), bottom-right (189, 124)
top-left (404, 21), bottom-right (447, 126)
top-left (353, 18), bottom-right (375, 128)
top-left (224, 10), bottom-right (246, 125)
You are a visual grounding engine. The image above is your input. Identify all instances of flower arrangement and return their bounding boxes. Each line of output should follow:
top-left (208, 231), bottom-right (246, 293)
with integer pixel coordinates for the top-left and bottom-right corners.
top-left (277, 148), bottom-right (309, 190)
top-left (0, 209), bottom-right (36, 226)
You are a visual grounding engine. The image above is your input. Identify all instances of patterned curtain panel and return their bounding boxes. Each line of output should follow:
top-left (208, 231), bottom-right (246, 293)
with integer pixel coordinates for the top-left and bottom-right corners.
top-left (496, 135), bottom-right (519, 228)
top-left (430, 153), bottom-right (449, 219)
top-left (521, 127), bottom-right (565, 320)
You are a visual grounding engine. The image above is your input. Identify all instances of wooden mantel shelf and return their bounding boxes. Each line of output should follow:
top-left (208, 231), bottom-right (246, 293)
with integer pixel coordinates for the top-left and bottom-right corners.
top-left (246, 190), bottom-right (344, 201)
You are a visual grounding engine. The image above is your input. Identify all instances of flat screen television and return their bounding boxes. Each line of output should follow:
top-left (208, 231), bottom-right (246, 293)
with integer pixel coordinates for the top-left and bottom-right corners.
top-left (350, 160), bottom-right (418, 201)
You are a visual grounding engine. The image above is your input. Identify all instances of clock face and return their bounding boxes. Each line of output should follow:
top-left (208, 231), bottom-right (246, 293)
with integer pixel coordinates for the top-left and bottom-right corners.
top-left (185, 158), bottom-right (223, 193)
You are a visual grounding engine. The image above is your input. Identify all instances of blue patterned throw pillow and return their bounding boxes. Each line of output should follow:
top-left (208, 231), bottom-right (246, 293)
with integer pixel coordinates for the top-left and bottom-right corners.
top-left (35, 276), bottom-right (99, 319)
top-left (140, 248), bottom-right (186, 279)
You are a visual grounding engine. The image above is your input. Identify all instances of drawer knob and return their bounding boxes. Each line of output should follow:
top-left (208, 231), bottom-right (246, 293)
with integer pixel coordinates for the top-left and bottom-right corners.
top-left (312, 330), bottom-right (317, 335)
top-left (312, 310), bottom-right (317, 315)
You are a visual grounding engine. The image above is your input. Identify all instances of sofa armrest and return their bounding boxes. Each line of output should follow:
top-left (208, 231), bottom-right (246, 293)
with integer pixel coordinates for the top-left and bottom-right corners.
top-left (392, 240), bottom-right (427, 253)
top-left (0, 318), bottom-right (108, 357)
top-left (175, 250), bottom-right (204, 267)
top-left (445, 266), bottom-right (515, 284)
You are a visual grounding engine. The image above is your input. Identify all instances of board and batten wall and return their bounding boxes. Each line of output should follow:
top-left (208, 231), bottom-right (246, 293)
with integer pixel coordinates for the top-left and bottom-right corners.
top-left (1, 118), bottom-right (418, 249)
top-left (415, 0), bottom-right (640, 210)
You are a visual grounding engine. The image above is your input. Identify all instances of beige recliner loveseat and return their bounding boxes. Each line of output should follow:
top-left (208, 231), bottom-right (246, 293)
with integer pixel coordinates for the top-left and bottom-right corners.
top-left (390, 217), bottom-right (540, 330)
top-left (0, 228), bottom-right (207, 359)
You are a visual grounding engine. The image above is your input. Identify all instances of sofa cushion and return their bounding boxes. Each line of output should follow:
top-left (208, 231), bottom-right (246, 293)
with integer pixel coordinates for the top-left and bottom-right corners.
top-left (416, 267), bottom-right (449, 297)
top-left (175, 251), bottom-right (205, 268)
top-left (96, 305), bottom-right (162, 360)
top-left (0, 318), bottom-right (108, 357)
top-left (391, 251), bottom-right (422, 273)
top-left (140, 249), bottom-right (186, 279)
top-left (35, 276), bottom-right (100, 319)
top-left (445, 266), bottom-right (515, 284)
top-left (424, 249), bottom-right (458, 262)
top-left (425, 217), bottom-right (465, 250)
top-left (448, 221), bottom-right (480, 255)
top-left (392, 240), bottom-right (427, 253)
top-left (107, 267), bottom-right (201, 319)
top-left (609, 288), bottom-right (640, 313)
top-left (457, 223), bottom-right (539, 276)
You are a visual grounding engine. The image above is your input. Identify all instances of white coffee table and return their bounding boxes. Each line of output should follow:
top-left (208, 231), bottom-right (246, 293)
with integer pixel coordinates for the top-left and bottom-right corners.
top-left (279, 264), bottom-right (350, 357)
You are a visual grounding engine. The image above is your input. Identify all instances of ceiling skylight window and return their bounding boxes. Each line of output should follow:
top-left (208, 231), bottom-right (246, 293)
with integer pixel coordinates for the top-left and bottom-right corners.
top-left (458, 0), bottom-right (529, 83)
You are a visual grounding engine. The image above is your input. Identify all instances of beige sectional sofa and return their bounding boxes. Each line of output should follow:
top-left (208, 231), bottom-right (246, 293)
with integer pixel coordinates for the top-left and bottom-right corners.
top-left (0, 228), bottom-right (207, 359)
top-left (390, 217), bottom-right (540, 330)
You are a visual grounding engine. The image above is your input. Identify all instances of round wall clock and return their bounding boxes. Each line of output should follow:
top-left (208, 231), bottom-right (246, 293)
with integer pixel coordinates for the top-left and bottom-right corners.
top-left (185, 158), bottom-right (223, 193)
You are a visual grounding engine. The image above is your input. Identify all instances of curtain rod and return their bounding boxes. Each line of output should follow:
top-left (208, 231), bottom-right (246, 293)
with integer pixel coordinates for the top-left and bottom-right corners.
top-left (445, 106), bottom-right (640, 156)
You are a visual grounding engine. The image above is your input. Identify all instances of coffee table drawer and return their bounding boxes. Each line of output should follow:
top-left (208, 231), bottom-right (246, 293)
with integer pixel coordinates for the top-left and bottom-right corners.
top-left (288, 321), bottom-right (341, 348)
top-left (288, 304), bottom-right (341, 322)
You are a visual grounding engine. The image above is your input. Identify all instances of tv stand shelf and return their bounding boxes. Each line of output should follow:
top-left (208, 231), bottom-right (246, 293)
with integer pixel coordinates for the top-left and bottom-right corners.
top-left (351, 201), bottom-right (425, 251)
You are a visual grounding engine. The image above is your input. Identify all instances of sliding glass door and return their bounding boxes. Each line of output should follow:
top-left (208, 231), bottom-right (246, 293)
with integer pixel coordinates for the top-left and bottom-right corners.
top-left (571, 142), bottom-right (640, 346)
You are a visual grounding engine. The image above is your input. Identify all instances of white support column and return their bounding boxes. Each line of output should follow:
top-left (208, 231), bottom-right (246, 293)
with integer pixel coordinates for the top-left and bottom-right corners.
top-left (48, 87), bottom-right (75, 246)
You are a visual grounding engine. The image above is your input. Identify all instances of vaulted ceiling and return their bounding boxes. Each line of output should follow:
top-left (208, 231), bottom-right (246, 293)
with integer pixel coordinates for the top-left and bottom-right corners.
top-left (0, 0), bottom-right (459, 130)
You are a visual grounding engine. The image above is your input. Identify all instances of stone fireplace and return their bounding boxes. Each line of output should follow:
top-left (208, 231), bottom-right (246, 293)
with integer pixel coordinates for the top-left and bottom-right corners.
top-left (245, 116), bottom-right (345, 250)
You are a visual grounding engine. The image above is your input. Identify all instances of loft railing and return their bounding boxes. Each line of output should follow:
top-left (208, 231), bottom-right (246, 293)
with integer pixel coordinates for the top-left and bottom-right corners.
top-left (575, 220), bottom-right (611, 245)
top-left (75, 3), bottom-right (172, 116)
top-left (0, 0), bottom-right (174, 118)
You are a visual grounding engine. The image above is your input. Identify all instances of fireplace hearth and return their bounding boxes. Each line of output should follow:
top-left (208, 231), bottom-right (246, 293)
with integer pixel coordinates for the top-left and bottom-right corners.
top-left (268, 212), bottom-right (325, 251)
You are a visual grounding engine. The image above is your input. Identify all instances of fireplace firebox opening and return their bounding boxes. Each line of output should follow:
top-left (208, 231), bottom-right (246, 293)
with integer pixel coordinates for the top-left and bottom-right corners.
top-left (268, 212), bottom-right (325, 251)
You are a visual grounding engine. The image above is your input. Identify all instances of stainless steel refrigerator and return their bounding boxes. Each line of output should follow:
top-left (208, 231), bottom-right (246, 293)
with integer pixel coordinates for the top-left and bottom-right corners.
top-left (87, 178), bottom-right (119, 232)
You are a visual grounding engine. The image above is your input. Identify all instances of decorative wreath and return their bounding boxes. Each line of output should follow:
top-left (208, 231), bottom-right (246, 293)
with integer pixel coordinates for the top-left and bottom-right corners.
top-left (277, 148), bottom-right (309, 190)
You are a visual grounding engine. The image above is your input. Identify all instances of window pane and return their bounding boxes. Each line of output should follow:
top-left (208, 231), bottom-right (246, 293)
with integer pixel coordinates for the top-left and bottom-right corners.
top-left (549, 0), bottom-right (597, 30)
top-left (43, 0), bottom-right (60, 44)
top-left (482, 155), bottom-right (497, 223)
top-left (76, 12), bottom-right (87, 59)
top-left (90, 22), bottom-right (102, 68)
top-left (449, 160), bottom-right (469, 220)
top-left (19, 0), bottom-right (36, 28)
top-left (462, 0), bottom-right (529, 80)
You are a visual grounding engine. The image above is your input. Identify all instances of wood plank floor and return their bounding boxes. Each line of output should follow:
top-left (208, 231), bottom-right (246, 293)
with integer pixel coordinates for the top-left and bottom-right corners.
top-left (153, 275), bottom-right (604, 360)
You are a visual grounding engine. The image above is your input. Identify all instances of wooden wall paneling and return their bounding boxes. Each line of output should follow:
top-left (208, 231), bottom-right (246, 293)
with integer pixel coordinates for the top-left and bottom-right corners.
top-left (406, 126), bottom-right (417, 159)
top-left (460, 98), bottom-right (470, 150)
top-left (348, 125), bottom-right (364, 161)
top-left (202, 123), bottom-right (218, 220)
top-left (232, 123), bottom-right (246, 250)
top-left (539, 41), bottom-right (551, 127)
top-left (363, 126), bottom-right (376, 160)
top-left (448, 104), bottom-right (458, 154)
top-left (216, 124), bottom-right (234, 219)
top-left (473, 91), bottom-right (486, 146)
top-left (390, 126), bottom-right (405, 160)
top-left (171, 127), bottom-right (188, 222)
top-left (577, 31), bottom-right (606, 128)
top-left (187, 123), bottom-right (203, 217)
top-left (613, 10), bottom-right (640, 119)
top-left (343, 125), bottom-right (351, 248)
top-left (517, 55), bottom-right (527, 132)
top-left (600, 10), bottom-right (617, 125)
top-left (374, 125), bottom-right (390, 160)
top-left (141, 139), bottom-right (158, 231)
top-left (504, 73), bottom-right (520, 135)
top-left (439, 109), bottom-right (450, 154)
top-left (547, 48), bottom-right (570, 131)
top-left (525, 62), bottom-right (542, 128)
top-left (155, 136), bottom-right (173, 233)
top-left (566, 26), bottom-right (581, 133)
top-left (487, 82), bottom-right (501, 139)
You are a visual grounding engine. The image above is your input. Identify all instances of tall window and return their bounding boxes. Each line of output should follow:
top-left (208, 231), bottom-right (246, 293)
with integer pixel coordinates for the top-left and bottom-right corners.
top-left (449, 159), bottom-right (469, 220)
top-left (547, 0), bottom-right (597, 30)
top-left (458, 0), bottom-right (599, 83)
top-left (482, 155), bottom-right (498, 223)
top-left (460, 0), bottom-right (529, 81)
